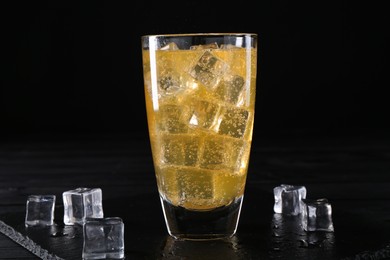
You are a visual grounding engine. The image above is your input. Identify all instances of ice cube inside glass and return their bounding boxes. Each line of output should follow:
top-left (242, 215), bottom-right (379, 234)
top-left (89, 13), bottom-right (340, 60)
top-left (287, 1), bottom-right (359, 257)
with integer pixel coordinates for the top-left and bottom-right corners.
top-left (25, 195), bottom-right (56, 227)
top-left (62, 187), bottom-right (103, 225)
top-left (273, 184), bottom-right (307, 216)
top-left (82, 217), bottom-right (125, 260)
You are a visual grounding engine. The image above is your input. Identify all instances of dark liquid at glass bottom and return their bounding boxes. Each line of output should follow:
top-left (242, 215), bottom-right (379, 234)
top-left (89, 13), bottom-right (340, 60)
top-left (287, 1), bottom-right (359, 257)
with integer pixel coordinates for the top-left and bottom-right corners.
top-left (160, 196), bottom-right (243, 240)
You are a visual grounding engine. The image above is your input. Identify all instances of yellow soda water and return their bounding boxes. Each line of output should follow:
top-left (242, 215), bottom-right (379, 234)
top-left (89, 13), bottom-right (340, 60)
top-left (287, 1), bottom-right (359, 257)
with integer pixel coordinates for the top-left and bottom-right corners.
top-left (143, 44), bottom-right (256, 211)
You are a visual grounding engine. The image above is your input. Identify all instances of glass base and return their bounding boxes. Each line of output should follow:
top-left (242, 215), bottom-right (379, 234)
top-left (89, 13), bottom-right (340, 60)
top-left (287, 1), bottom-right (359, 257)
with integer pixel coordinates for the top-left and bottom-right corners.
top-left (82, 252), bottom-right (124, 260)
top-left (160, 196), bottom-right (243, 240)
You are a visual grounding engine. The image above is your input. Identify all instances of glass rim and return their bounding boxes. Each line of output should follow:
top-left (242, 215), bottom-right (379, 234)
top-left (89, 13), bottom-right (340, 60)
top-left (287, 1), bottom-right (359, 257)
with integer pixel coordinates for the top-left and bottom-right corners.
top-left (141, 32), bottom-right (257, 38)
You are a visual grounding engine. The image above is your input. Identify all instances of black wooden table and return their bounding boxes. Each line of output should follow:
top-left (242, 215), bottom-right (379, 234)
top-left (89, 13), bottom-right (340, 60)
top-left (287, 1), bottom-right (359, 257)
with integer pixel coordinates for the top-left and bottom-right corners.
top-left (1, 133), bottom-right (390, 259)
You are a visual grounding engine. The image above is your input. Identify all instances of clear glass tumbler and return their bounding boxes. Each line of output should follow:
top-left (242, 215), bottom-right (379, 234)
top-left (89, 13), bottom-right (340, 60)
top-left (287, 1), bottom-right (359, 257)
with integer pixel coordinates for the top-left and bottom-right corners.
top-left (141, 33), bottom-right (257, 240)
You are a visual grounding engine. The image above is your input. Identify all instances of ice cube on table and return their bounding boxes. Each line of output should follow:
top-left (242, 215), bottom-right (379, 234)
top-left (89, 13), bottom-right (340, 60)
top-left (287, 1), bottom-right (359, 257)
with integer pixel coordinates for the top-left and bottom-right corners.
top-left (25, 195), bottom-right (56, 227)
top-left (302, 198), bottom-right (334, 232)
top-left (82, 217), bottom-right (125, 260)
top-left (62, 187), bottom-right (103, 225)
top-left (273, 184), bottom-right (307, 216)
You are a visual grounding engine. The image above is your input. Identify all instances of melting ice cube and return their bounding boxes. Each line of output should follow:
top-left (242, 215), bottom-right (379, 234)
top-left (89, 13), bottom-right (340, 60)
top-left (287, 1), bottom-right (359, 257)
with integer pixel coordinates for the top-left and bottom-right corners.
top-left (302, 198), bottom-right (334, 232)
top-left (63, 187), bottom-right (103, 225)
top-left (273, 184), bottom-right (307, 216)
top-left (25, 195), bottom-right (56, 227)
top-left (82, 217), bottom-right (125, 259)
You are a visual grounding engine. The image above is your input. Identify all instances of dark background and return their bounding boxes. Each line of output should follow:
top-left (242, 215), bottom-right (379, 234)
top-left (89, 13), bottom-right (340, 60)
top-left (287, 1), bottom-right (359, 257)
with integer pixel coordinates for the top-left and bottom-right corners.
top-left (1, 1), bottom-right (389, 140)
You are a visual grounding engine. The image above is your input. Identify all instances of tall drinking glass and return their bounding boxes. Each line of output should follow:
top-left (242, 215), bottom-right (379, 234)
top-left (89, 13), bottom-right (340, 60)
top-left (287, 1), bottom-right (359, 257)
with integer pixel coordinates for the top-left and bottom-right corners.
top-left (141, 33), bottom-right (257, 240)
